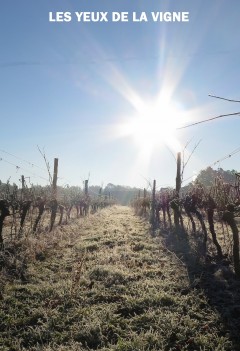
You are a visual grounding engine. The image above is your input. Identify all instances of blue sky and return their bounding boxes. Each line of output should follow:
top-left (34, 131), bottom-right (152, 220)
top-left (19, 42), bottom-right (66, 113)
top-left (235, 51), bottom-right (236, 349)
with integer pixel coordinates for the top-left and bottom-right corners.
top-left (1, 0), bottom-right (240, 190)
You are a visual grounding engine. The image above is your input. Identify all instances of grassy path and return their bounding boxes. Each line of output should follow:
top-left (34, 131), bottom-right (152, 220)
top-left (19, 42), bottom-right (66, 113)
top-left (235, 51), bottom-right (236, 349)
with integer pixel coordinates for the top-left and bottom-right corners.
top-left (0, 205), bottom-right (239, 350)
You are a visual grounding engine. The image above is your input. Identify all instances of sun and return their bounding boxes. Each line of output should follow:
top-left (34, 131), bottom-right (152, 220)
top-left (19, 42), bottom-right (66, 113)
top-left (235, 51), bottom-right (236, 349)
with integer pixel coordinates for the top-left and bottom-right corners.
top-left (117, 95), bottom-right (187, 153)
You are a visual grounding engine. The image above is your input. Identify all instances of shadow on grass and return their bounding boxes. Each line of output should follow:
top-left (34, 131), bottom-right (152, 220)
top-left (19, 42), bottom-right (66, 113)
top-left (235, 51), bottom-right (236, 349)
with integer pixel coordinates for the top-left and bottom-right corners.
top-left (162, 227), bottom-right (240, 351)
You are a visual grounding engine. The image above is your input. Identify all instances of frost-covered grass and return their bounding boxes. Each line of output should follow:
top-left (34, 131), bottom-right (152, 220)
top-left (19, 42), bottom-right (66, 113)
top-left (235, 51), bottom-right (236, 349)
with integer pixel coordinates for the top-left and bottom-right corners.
top-left (0, 206), bottom-right (239, 351)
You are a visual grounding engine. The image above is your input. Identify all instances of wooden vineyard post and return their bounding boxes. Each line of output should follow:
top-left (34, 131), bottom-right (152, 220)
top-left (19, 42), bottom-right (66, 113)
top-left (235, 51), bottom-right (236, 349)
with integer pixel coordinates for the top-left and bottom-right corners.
top-left (176, 152), bottom-right (181, 195)
top-left (84, 180), bottom-right (89, 196)
top-left (52, 158), bottom-right (58, 199)
top-left (172, 152), bottom-right (183, 230)
top-left (83, 180), bottom-right (90, 216)
top-left (49, 158), bottom-right (58, 232)
top-left (21, 175), bottom-right (25, 201)
top-left (150, 179), bottom-right (156, 230)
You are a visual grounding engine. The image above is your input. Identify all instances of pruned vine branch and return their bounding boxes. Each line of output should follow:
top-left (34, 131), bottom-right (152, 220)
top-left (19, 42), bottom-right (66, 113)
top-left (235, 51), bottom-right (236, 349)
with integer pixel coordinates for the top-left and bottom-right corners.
top-left (177, 112), bottom-right (240, 130)
top-left (208, 94), bottom-right (240, 103)
top-left (37, 146), bottom-right (53, 185)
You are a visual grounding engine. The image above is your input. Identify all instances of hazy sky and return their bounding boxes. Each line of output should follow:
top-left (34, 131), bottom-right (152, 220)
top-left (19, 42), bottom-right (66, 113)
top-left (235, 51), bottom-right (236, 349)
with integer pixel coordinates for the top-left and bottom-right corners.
top-left (1, 0), bottom-right (240, 190)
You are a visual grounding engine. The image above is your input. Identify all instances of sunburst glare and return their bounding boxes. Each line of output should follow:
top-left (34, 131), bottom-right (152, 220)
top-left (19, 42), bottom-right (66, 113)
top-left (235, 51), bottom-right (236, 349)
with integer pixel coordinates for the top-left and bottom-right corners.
top-left (114, 93), bottom-right (189, 155)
